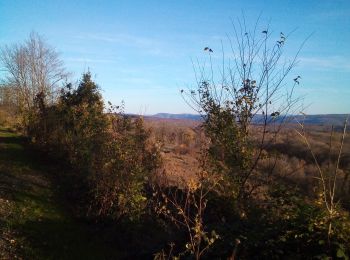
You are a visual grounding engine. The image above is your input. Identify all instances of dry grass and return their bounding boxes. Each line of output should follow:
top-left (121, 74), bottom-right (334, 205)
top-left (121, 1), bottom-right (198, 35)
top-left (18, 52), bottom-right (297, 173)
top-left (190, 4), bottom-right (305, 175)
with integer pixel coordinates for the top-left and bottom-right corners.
top-left (144, 118), bottom-right (350, 199)
top-left (144, 118), bottom-right (204, 186)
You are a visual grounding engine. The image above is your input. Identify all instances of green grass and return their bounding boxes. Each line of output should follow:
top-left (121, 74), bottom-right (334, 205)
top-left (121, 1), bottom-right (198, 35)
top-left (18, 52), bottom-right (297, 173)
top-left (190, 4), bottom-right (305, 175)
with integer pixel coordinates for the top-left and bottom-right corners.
top-left (0, 127), bottom-right (121, 259)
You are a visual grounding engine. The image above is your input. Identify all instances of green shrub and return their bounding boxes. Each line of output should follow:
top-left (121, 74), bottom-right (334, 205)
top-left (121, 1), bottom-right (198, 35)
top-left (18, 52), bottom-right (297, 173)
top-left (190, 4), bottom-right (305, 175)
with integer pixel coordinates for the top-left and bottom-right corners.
top-left (28, 72), bottom-right (160, 221)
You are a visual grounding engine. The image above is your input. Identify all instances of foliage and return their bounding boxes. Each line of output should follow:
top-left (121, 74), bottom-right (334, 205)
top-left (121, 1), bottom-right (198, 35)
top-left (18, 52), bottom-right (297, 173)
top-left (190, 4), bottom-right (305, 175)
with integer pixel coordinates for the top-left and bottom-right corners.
top-left (197, 80), bottom-right (254, 199)
top-left (28, 72), bottom-right (160, 221)
top-left (178, 17), bottom-right (350, 259)
top-left (152, 171), bottom-right (221, 259)
top-left (91, 111), bottom-right (161, 220)
top-left (182, 18), bottom-right (306, 208)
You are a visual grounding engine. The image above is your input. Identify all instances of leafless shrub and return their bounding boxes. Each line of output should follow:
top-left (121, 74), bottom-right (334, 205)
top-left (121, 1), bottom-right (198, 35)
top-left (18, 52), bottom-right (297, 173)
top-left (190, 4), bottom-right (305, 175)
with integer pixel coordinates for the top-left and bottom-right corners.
top-left (296, 116), bottom-right (349, 246)
top-left (152, 170), bottom-right (221, 259)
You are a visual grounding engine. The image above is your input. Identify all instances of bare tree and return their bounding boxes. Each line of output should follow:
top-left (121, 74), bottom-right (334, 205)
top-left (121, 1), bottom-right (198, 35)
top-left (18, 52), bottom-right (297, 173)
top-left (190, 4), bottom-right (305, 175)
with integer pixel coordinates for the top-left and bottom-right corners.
top-left (0, 32), bottom-right (68, 127)
top-left (182, 16), bottom-right (310, 205)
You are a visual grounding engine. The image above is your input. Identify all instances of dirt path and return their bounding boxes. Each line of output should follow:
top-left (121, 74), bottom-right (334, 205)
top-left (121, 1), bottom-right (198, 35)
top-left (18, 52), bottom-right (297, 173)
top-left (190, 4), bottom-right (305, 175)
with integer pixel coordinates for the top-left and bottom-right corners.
top-left (0, 128), bottom-right (120, 259)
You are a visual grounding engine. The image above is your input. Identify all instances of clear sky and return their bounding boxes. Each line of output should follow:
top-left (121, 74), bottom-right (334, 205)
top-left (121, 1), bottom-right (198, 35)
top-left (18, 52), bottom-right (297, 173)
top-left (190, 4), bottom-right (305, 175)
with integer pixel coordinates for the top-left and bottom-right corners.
top-left (1, 0), bottom-right (349, 114)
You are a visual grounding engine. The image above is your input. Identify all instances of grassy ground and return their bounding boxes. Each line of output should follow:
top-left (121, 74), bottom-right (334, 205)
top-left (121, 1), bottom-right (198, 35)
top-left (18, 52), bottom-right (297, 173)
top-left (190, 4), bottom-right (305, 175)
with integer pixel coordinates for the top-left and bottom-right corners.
top-left (0, 128), bottom-right (121, 259)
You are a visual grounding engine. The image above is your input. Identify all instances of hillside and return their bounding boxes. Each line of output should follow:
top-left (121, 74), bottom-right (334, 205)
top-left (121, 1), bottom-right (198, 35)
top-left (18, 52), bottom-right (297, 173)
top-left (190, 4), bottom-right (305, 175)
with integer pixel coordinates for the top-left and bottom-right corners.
top-left (150, 113), bottom-right (349, 126)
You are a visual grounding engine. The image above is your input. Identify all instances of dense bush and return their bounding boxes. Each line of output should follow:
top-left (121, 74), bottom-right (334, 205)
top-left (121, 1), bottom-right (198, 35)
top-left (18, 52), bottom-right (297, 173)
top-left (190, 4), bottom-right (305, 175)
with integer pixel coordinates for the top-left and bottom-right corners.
top-left (28, 72), bottom-right (160, 221)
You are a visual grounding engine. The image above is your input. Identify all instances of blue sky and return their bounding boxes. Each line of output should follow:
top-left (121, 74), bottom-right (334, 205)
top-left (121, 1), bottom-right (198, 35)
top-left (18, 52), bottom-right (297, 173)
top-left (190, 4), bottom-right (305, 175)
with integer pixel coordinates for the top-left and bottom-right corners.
top-left (1, 0), bottom-right (349, 114)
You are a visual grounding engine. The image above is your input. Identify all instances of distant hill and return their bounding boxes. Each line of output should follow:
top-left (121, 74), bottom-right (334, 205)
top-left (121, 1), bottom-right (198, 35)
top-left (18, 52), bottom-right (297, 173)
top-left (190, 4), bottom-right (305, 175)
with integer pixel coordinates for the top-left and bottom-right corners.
top-left (150, 113), bottom-right (349, 126)
top-left (151, 113), bottom-right (202, 121)
top-left (290, 114), bottom-right (348, 126)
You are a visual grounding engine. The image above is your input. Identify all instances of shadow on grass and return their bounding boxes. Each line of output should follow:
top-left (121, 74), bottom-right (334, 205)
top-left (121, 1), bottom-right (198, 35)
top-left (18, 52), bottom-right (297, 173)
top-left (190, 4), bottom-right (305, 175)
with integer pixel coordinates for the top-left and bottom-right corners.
top-left (15, 216), bottom-right (175, 259)
top-left (0, 131), bottom-right (123, 259)
top-left (0, 136), bottom-right (38, 170)
top-left (16, 218), bottom-right (123, 260)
